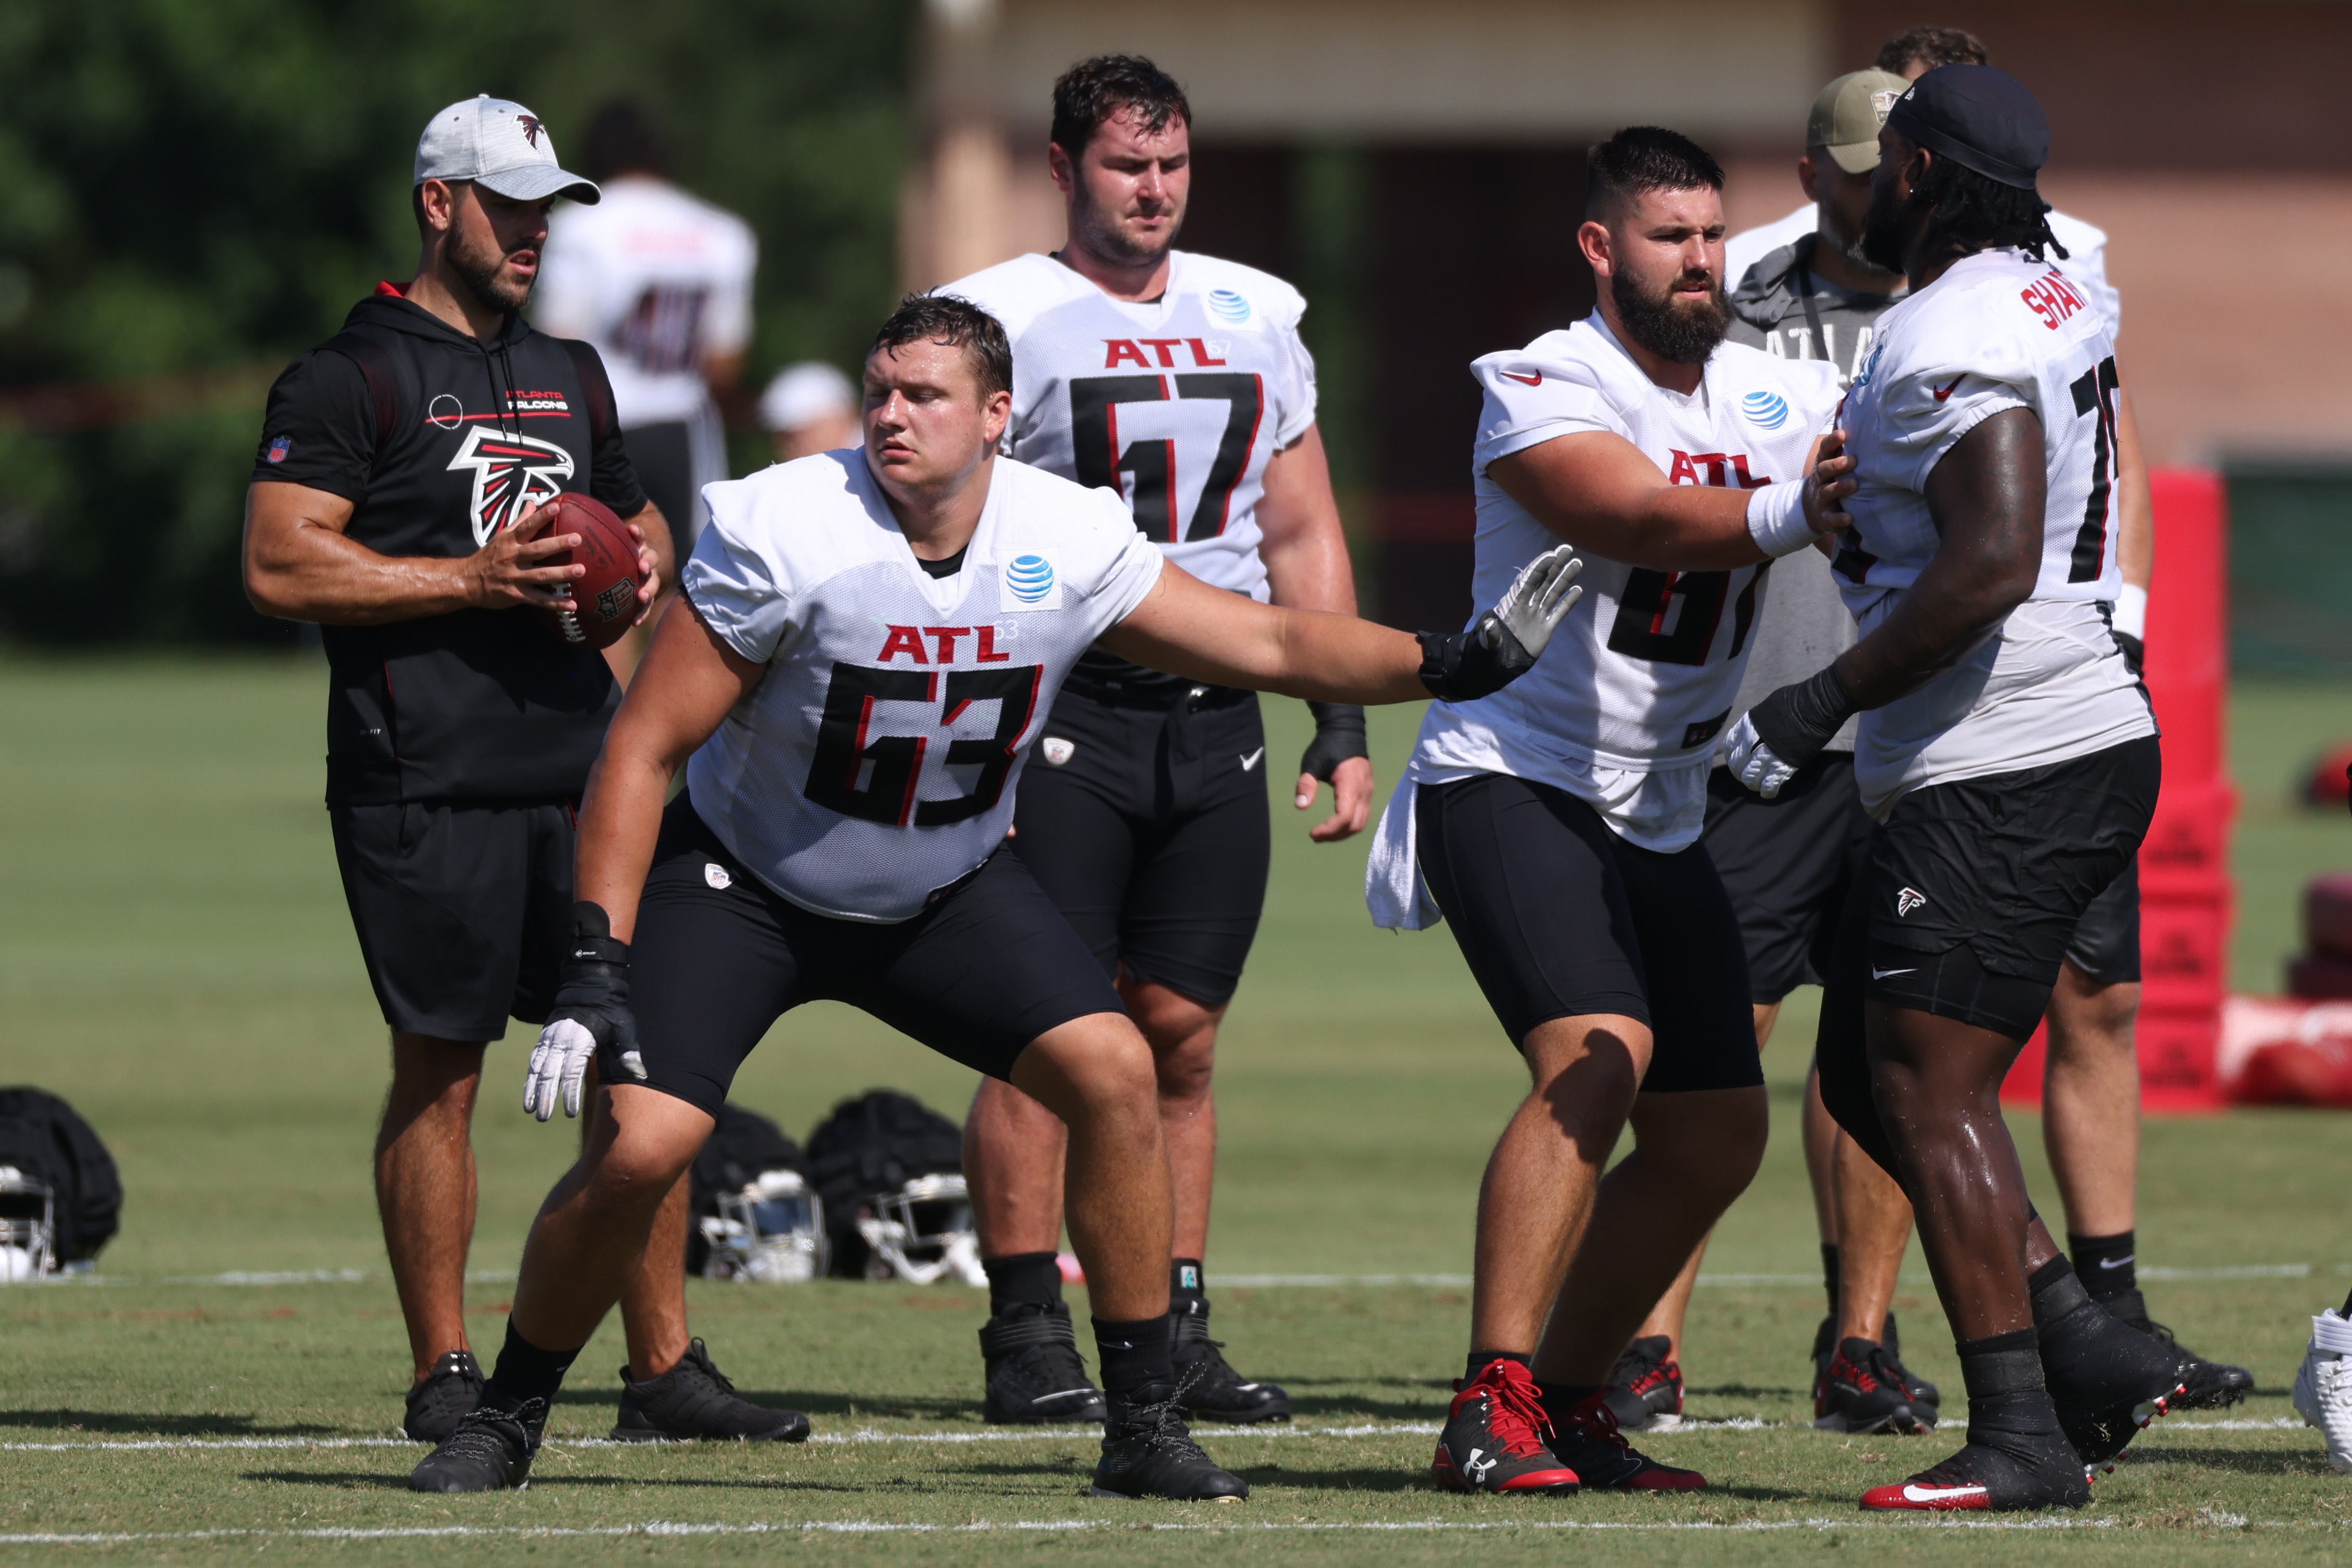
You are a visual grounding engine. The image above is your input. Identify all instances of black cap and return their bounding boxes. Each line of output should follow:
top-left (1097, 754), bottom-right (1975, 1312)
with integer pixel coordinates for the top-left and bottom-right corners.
top-left (1885, 64), bottom-right (2048, 190)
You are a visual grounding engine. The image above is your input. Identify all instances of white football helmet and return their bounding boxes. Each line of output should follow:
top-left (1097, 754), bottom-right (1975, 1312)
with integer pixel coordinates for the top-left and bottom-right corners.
top-left (855, 1172), bottom-right (985, 1286)
top-left (0, 1165), bottom-right (55, 1283)
top-left (696, 1169), bottom-right (828, 1283)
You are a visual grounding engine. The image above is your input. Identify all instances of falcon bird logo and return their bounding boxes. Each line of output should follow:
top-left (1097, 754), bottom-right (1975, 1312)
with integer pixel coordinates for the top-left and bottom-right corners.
top-left (445, 425), bottom-right (575, 545)
top-left (1896, 887), bottom-right (1927, 917)
top-left (518, 114), bottom-right (545, 147)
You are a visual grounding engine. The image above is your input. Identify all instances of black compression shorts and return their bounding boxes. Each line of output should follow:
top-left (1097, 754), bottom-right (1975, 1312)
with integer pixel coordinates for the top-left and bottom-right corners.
top-left (1010, 684), bottom-right (1271, 1007)
top-left (1702, 753), bottom-right (1876, 1005)
top-left (2064, 859), bottom-right (2141, 985)
top-left (627, 795), bottom-right (1126, 1118)
top-left (331, 798), bottom-right (576, 1040)
top-left (1413, 772), bottom-right (1762, 1093)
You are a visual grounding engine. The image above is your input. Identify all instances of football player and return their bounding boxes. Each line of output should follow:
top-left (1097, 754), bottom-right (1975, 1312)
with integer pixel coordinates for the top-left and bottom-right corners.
top-left (1729, 66), bottom-right (2243, 1511)
top-left (405, 293), bottom-right (1581, 1500)
top-left (1366, 127), bottom-right (1852, 1494)
top-left (941, 56), bottom-right (1367, 1426)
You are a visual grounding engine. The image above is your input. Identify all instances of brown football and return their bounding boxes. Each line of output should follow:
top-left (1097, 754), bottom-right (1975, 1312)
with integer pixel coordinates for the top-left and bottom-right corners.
top-left (533, 492), bottom-right (643, 653)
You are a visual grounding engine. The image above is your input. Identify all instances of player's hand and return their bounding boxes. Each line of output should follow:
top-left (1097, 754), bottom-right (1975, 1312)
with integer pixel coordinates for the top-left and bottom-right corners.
top-left (1804, 428), bottom-right (1858, 536)
top-left (466, 501), bottom-right (585, 612)
top-left (1418, 544), bottom-right (1583, 703)
top-left (524, 902), bottom-right (646, 1121)
top-left (1725, 714), bottom-right (1798, 799)
top-left (1297, 703), bottom-right (1374, 841)
top-left (1731, 665), bottom-right (1860, 798)
top-left (624, 521), bottom-right (662, 626)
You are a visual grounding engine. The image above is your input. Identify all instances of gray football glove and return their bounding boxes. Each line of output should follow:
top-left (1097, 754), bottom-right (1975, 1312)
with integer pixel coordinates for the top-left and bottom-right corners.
top-left (523, 902), bottom-right (647, 1121)
top-left (1418, 544), bottom-right (1583, 703)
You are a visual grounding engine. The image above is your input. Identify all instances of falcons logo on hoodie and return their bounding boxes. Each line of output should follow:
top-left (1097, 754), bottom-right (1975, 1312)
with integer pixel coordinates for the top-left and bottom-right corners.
top-left (446, 425), bottom-right (576, 546)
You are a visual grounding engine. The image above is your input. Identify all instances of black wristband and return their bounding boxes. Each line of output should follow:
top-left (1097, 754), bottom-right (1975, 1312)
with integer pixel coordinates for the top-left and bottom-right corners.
top-left (1300, 702), bottom-right (1369, 783)
top-left (565, 901), bottom-right (629, 970)
top-left (1418, 615), bottom-right (1537, 703)
top-left (1747, 665), bottom-right (1859, 772)
top-left (1305, 701), bottom-right (1368, 741)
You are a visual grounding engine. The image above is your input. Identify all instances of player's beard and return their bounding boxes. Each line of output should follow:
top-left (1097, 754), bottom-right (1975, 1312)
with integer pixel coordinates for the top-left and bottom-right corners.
top-left (1069, 184), bottom-right (1178, 272)
top-left (447, 224), bottom-right (535, 317)
top-left (1610, 265), bottom-right (1730, 365)
top-left (1858, 178), bottom-right (1915, 276)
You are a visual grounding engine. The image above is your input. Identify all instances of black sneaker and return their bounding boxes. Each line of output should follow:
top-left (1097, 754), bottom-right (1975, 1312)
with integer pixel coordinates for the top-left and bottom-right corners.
top-left (1813, 1312), bottom-right (1940, 1411)
top-left (408, 1397), bottom-right (544, 1494)
top-left (1814, 1338), bottom-right (1932, 1434)
top-left (1859, 1433), bottom-right (2090, 1512)
top-left (1091, 1377), bottom-right (1249, 1501)
top-left (403, 1349), bottom-right (484, 1443)
top-left (1430, 1359), bottom-right (1579, 1495)
top-left (610, 1338), bottom-right (810, 1443)
top-left (1602, 1335), bottom-right (1684, 1432)
top-left (980, 1301), bottom-right (1108, 1425)
top-left (2094, 1287), bottom-right (2254, 1412)
top-left (1543, 1386), bottom-right (1706, 1490)
top-left (2040, 1292), bottom-right (2192, 1469)
top-left (1172, 1301), bottom-right (1290, 1424)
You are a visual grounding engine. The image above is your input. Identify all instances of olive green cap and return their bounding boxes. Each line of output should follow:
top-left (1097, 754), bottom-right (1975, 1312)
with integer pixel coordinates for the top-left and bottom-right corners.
top-left (1809, 69), bottom-right (1910, 174)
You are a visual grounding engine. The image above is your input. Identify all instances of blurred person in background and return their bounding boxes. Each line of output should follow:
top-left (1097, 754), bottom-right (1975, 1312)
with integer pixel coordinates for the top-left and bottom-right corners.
top-left (536, 100), bottom-right (756, 552)
top-left (943, 55), bottom-right (1370, 1430)
top-left (241, 96), bottom-right (786, 1447)
top-left (760, 361), bottom-right (861, 462)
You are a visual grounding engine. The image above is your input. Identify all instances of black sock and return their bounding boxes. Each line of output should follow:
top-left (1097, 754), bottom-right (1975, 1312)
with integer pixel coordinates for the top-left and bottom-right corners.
top-left (1464, 1349), bottom-right (1529, 1387)
top-left (984, 1251), bottom-right (1063, 1317)
top-left (1955, 1327), bottom-right (2062, 1445)
top-left (2028, 1254), bottom-right (2094, 1338)
top-left (1821, 1242), bottom-right (1842, 1317)
top-left (1171, 1258), bottom-right (1207, 1317)
top-left (482, 1320), bottom-right (580, 1410)
top-left (2069, 1230), bottom-right (2136, 1297)
top-left (1092, 1314), bottom-right (1173, 1403)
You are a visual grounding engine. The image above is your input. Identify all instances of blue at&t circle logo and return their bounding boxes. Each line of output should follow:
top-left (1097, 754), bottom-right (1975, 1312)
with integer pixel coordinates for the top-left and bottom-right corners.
top-left (1005, 554), bottom-right (1055, 602)
top-left (1207, 289), bottom-right (1251, 324)
top-left (1741, 389), bottom-right (1790, 430)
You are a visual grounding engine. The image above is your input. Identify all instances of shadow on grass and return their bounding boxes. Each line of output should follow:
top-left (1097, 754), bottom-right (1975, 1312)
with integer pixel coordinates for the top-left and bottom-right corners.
top-left (549, 1388), bottom-right (976, 1424)
top-left (2119, 1446), bottom-right (2338, 1477)
top-left (0, 1410), bottom-right (339, 1437)
top-left (243, 1471), bottom-right (869, 1493)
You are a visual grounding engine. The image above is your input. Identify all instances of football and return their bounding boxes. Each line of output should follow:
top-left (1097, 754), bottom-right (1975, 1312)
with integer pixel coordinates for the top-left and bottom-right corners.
top-left (533, 492), bottom-right (644, 652)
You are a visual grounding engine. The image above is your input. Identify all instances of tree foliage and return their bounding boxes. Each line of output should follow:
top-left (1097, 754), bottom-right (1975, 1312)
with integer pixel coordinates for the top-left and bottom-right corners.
top-left (0, 0), bottom-right (912, 644)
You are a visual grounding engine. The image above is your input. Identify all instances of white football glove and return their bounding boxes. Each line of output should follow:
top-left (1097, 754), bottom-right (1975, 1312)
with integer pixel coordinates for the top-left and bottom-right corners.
top-left (1726, 713), bottom-right (1800, 800)
top-left (524, 1018), bottom-right (598, 1122)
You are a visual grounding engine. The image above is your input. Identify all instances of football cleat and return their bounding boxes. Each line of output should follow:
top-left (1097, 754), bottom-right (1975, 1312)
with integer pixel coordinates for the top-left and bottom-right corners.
top-left (2094, 1287), bottom-right (2253, 1411)
top-left (1814, 1338), bottom-right (1933, 1434)
top-left (1543, 1385), bottom-right (1706, 1490)
top-left (980, 1301), bottom-right (1108, 1425)
top-left (1602, 1335), bottom-right (1683, 1432)
top-left (1430, 1360), bottom-right (1580, 1495)
top-left (2040, 1292), bottom-right (2193, 1469)
top-left (1859, 1435), bottom-right (2090, 1512)
top-left (408, 1396), bottom-right (544, 1494)
top-left (1814, 1312), bottom-right (1939, 1410)
top-left (1090, 1377), bottom-right (1248, 1501)
top-left (1172, 1300), bottom-right (1291, 1423)
top-left (2293, 1308), bottom-right (2352, 1475)
top-left (610, 1338), bottom-right (809, 1442)
top-left (403, 1348), bottom-right (485, 1443)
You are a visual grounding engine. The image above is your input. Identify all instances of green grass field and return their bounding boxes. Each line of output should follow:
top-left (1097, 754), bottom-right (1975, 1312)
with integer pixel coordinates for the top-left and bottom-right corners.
top-left (6, 659), bottom-right (2352, 1563)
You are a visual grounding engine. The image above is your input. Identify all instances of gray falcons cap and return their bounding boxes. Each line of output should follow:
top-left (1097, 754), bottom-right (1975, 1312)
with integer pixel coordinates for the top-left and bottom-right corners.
top-left (414, 94), bottom-right (599, 204)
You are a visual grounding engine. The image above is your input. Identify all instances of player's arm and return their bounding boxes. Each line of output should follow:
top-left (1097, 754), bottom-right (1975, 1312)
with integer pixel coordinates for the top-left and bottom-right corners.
top-left (1727, 409), bottom-right (2046, 795)
top-left (523, 597), bottom-right (764, 1120)
top-left (1486, 428), bottom-right (1854, 569)
top-left (2110, 384), bottom-right (2152, 672)
top-left (1256, 424), bottom-right (1376, 841)
top-left (1097, 548), bottom-right (1581, 706)
top-left (243, 482), bottom-right (586, 623)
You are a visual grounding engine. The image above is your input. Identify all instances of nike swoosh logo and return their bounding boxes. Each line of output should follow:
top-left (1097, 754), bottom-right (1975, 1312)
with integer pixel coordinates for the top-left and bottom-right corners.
top-left (2099, 1255), bottom-right (2137, 1269)
top-left (1932, 375), bottom-right (1966, 401)
top-left (1240, 748), bottom-right (1264, 772)
top-left (1902, 1483), bottom-right (1988, 1502)
top-left (1872, 967), bottom-right (1916, 980)
top-left (1499, 371), bottom-right (1543, 386)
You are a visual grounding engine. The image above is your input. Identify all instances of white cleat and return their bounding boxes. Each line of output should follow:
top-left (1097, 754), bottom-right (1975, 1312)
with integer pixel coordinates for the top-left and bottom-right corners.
top-left (2292, 1308), bottom-right (2352, 1475)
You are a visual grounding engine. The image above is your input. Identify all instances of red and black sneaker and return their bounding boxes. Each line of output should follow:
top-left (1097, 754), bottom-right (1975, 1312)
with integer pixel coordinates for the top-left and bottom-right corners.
top-left (1430, 1360), bottom-right (1580, 1495)
top-left (1814, 1338), bottom-right (1933, 1435)
top-left (1602, 1335), bottom-right (1684, 1432)
top-left (1859, 1436), bottom-right (2091, 1512)
top-left (1542, 1385), bottom-right (1707, 1491)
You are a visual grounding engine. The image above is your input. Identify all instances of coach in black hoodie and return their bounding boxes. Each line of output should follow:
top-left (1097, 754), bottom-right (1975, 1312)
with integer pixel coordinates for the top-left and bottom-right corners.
top-left (243, 97), bottom-right (796, 1449)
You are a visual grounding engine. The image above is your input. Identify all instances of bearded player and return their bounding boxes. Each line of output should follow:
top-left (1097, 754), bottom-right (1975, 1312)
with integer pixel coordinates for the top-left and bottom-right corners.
top-left (1366, 128), bottom-right (1851, 1494)
top-left (1728, 67), bottom-right (2244, 1512)
top-left (942, 56), bottom-right (1367, 1426)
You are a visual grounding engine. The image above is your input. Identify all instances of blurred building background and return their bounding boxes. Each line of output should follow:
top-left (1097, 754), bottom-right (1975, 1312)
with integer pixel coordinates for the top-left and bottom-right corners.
top-left (0, 0), bottom-right (2342, 661)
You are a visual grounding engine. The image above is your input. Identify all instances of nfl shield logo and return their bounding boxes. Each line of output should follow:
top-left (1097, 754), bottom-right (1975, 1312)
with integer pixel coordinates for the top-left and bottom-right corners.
top-left (266, 436), bottom-right (292, 465)
top-left (1041, 737), bottom-right (1075, 766)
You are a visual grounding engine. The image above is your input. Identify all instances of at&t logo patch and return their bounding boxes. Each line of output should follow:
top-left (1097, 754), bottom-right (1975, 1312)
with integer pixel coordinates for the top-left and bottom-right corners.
top-left (1207, 289), bottom-right (1251, 324)
top-left (1741, 389), bottom-right (1789, 430)
top-left (1001, 553), bottom-right (1061, 612)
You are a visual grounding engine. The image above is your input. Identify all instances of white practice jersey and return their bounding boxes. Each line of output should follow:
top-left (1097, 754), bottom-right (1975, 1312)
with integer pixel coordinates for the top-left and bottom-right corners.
top-left (536, 176), bottom-right (758, 427)
top-left (1407, 314), bottom-right (1840, 850)
top-left (682, 452), bottom-right (1164, 922)
top-left (1726, 202), bottom-right (2118, 335)
top-left (1833, 247), bottom-right (2153, 813)
top-left (941, 251), bottom-right (1318, 601)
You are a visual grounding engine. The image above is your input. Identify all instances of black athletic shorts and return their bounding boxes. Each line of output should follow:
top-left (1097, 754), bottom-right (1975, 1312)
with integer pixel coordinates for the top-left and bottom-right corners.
top-left (622, 420), bottom-right (693, 550)
top-left (1702, 753), bottom-right (1876, 1005)
top-left (1413, 772), bottom-right (1762, 1093)
top-left (1010, 683), bottom-right (1270, 1007)
top-left (330, 798), bottom-right (577, 1040)
top-left (628, 794), bottom-right (1126, 1118)
top-left (2064, 859), bottom-right (2141, 985)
